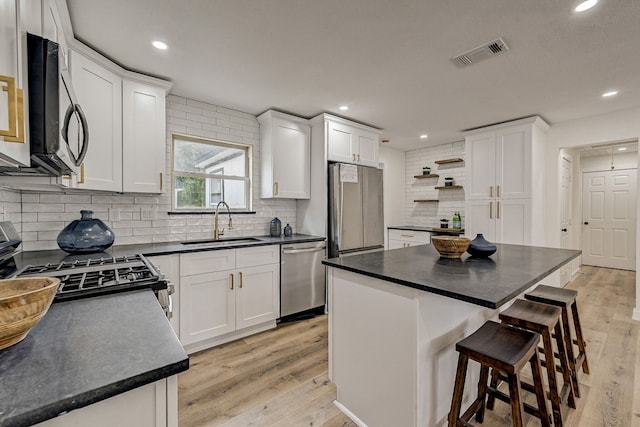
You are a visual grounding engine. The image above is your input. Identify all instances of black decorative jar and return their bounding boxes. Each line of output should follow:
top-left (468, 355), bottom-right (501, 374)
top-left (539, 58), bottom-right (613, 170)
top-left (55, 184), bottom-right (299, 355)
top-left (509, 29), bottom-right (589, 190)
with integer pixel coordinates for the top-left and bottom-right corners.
top-left (57, 210), bottom-right (115, 254)
top-left (466, 233), bottom-right (497, 258)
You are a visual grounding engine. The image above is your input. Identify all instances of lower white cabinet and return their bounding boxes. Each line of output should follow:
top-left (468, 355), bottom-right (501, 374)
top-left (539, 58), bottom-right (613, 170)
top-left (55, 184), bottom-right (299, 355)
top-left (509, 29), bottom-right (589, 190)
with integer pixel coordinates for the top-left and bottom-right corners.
top-left (388, 229), bottom-right (431, 250)
top-left (466, 198), bottom-right (531, 245)
top-left (35, 376), bottom-right (178, 427)
top-left (179, 245), bottom-right (280, 353)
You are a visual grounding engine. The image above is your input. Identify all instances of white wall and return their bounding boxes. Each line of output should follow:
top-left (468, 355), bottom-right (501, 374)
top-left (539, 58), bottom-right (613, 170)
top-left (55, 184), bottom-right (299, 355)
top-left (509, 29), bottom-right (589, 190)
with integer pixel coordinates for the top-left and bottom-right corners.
top-left (379, 145), bottom-right (406, 249)
top-left (544, 106), bottom-right (640, 320)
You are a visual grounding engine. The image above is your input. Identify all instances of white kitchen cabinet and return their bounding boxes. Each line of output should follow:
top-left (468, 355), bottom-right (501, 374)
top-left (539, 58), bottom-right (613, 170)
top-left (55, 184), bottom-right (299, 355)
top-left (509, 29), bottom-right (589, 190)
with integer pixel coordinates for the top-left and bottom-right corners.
top-left (0, 0), bottom-right (30, 167)
top-left (69, 47), bottom-right (123, 192)
top-left (324, 115), bottom-right (381, 167)
top-left (123, 80), bottom-right (166, 193)
top-left (147, 254), bottom-right (180, 338)
top-left (179, 245), bottom-right (280, 353)
top-left (387, 228), bottom-right (431, 250)
top-left (464, 116), bottom-right (548, 246)
top-left (257, 110), bottom-right (310, 199)
top-left (35, 377), bottom-right (178, 427)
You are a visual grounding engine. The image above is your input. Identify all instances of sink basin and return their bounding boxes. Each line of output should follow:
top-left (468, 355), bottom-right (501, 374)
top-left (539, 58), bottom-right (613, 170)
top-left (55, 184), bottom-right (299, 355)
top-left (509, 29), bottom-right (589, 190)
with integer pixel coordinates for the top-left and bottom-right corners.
top-left (180, 237), bottom-right (261, 248)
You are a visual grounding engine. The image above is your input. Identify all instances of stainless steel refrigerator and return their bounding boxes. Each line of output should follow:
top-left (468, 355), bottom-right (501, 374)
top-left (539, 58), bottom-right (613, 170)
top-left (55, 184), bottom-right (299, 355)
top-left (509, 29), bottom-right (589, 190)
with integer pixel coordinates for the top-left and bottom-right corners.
top-left (328, 163), bottom-right (384, 258)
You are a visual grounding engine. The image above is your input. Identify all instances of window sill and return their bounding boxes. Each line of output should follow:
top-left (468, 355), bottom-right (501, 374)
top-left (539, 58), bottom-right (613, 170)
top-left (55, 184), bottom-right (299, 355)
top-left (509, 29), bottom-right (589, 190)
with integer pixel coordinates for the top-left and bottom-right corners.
top-left (168, 211), bottom-right (256, 215)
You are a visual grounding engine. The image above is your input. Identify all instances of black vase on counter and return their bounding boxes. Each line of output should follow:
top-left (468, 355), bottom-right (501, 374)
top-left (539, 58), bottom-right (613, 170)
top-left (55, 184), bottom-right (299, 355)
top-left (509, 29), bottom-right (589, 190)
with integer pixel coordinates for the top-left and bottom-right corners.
top-left (57, 210), bottom-right (115, 254)
top-left (466, 233), bottom-right (497, 258)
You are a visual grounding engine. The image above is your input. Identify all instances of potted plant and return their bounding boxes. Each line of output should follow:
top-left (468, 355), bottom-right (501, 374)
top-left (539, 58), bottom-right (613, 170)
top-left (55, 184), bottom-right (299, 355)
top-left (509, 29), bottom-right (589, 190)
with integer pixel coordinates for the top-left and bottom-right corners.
top-left (444, 177), bottom-right (454, 186)
top-left (422, 166), bottom-right (431, 175)
top-left (440, 218), bottom-right (449, 228)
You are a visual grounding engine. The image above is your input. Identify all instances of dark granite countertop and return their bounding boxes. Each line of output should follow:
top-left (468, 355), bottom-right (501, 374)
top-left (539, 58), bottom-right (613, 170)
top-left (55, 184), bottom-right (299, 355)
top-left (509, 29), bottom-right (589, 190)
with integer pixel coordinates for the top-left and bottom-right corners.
top-left (0, 290), bottom-right (189, 427)
top-left (323, 243), bottom-right (581, 309)
top-left (388, 225), bottom-right (464, 235)
top-left (8, 233), bottom-right (325, 270)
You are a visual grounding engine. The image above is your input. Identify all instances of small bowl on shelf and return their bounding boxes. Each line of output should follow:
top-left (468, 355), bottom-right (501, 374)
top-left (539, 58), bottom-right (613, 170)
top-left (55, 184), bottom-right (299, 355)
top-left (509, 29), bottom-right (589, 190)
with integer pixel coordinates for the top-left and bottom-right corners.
top-left (0, 277), bottom-right (60, 350)
top-left (431, 236), bottom-right (471, 259)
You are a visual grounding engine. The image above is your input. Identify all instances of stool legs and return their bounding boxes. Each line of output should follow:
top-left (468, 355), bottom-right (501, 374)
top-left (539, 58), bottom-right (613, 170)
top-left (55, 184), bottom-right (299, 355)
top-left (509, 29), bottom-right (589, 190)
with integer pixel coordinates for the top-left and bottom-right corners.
top-left (561, 307), bottom-right (581, 398)
top-left (529, 352), bottom-right (551, 427)
top-left (448, 353), bottom-right (469, 427)
top-left (571, 300), bottom-right (590, 374)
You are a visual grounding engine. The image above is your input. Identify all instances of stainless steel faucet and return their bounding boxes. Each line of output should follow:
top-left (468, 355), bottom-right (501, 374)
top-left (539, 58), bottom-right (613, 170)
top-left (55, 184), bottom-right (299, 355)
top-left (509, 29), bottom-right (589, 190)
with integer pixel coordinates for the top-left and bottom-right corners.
top-left (214, 201), bottom-right (232, 240)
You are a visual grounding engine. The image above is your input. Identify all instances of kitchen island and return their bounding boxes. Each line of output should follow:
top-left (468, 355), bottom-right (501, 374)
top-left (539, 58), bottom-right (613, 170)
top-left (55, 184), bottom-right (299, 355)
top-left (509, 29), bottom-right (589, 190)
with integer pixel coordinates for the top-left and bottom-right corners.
top-left (323, 243), bottom-right (581, 427)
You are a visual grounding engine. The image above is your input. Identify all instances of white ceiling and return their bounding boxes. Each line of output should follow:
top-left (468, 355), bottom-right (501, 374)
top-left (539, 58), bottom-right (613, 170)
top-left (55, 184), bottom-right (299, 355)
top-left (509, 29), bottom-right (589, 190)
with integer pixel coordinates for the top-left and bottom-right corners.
top-left (65, 0), bottom-right (640, 151)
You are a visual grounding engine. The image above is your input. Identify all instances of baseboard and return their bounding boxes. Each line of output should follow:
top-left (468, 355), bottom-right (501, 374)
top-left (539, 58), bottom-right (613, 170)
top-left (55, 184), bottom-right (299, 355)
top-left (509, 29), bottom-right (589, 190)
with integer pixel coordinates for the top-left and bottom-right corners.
top-left (334, 400), bottom-right (368, 427)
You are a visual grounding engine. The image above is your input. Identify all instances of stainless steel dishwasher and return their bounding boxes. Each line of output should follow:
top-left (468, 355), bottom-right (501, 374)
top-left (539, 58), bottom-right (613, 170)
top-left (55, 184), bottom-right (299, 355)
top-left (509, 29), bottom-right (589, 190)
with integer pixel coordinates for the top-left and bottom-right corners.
top-left (280, 240), bottom-right (326, 319)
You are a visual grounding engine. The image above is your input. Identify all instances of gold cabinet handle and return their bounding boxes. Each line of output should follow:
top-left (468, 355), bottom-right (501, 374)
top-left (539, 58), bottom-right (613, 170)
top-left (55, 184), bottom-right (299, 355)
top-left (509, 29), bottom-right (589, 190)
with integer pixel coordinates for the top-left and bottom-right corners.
top-left (77, 164), bottom-right (85, 184)
top-left (497, 201), bottom-right (500, 219)
top-left (0, 75), bottom-right (25, 143)
top-left (274, 182), bottom-right (279, 196)
top-left (490, 201), bottom-right (493, 219)
top-left (160, 172), bottom-right (163, 191)
top-left (352, 153), bottom-right (356, 162)
top-left (230, 273), bottom-right (234, 290)
top-left (239, 272), bottom-right (243, 288)
top-left (400, 234), bottom-right (414, 238)
top-left (357, 154), bottom-right (360, 162)
top-left (489, 186), bottom-right (493, 198)
top-left (497, 185), bottom-right (501, 197)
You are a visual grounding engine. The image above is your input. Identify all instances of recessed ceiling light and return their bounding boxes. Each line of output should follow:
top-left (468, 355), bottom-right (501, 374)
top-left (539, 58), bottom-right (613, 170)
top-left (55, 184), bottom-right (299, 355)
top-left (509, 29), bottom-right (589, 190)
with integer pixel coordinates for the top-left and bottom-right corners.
top-left (602, 90), bottom-right (618, 97)
top-left (152, 41), bottom-right (168, 50)
top-left (420, 134), bottom-right (428, 139)
top-left (339, 106), bottom-right (349, 111)
top-left (575, 0), bottom-right (597, 12)
top-left (618, 147), bottom-right (628, 151)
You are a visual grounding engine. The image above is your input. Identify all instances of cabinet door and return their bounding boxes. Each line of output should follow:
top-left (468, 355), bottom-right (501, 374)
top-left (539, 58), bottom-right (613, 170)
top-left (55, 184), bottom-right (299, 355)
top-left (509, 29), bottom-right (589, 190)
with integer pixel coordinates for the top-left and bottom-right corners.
top-left (388, 239), bottom-right (405, 250)
top-left (466, 199), bottom-right (497, 243)
top-left (122, 80), bottom-right (166, 193)
top-left (0, 0), bottom-right (30, 166)
top-left (466, 132), bottom-right (496, 200)
top-left (235, 263), bottom-right (279, 330)
top-left (147, 254), bottom-right (180, 338)
top-left (180, 270), bottom-right (235, 345)
top-left (327, 120), bottom-right (355, 163)
top-left (496, 125), bottom-right (531, 199)
top-left (70, 49), bottom-right (122, 191)
top-left (271, 117), bottom-right (310, 198)
top-left (355, 129), bottom-right (379, 167)
top-left (496, 198), bottom-right (531, 245)
top-left (236, 245), bottom-right (279, 268)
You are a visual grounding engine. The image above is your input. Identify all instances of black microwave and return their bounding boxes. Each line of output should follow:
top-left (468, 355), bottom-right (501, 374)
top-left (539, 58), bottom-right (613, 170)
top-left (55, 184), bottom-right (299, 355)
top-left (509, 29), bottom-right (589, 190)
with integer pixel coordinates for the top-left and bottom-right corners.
top-left (16, 33), bottom-right (89, 176)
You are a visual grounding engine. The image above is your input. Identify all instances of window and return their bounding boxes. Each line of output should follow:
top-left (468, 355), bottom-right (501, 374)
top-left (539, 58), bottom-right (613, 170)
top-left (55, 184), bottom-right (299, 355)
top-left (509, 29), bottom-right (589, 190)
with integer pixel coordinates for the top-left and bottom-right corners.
top-left (172, 134), bottom-right (251, 211)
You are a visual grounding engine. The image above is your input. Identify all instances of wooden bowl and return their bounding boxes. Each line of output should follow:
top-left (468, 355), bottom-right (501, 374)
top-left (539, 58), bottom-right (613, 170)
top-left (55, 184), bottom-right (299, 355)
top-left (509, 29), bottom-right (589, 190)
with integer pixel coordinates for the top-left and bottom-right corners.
top-left (431, 236), bottom-right (471, 259)
top-left (0, 277), bottom-right (60, 350)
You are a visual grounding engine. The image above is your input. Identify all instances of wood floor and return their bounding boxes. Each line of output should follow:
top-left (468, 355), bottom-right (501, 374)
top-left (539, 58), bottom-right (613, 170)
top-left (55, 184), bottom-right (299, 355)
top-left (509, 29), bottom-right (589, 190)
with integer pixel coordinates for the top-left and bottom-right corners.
top-left (178, 266), bottom-right (638, 427)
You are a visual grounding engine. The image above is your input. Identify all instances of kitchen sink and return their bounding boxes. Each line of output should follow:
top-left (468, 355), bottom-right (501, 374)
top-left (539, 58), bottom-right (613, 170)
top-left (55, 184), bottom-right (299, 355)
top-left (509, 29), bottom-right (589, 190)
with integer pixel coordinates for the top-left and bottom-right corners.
top-left (180, 237), bottom-right (261, 248)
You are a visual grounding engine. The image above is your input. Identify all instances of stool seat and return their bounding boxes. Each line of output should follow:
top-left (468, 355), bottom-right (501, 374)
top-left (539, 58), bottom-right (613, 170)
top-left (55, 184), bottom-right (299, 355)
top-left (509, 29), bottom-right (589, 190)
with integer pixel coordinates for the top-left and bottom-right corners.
top-left (449, 321), bottom-right (551, 427)
top-left (525, 284), bottom-right (577, 307)
top-left (500, 298), bottom-right (562, 329)
top-left (456, 320), bottom-right (540, 374)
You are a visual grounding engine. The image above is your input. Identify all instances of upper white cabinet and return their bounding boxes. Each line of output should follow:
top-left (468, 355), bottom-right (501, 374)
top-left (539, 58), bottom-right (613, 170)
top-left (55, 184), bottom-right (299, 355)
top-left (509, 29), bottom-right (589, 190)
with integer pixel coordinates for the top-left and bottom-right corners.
top-left (123, 80), bottom-right (166, 193)
top-left (0, 0), bottom-right (30, 167)
top-left (69, 48), bottom-right (123, 192)
top-left (464, 116), bottom-right (548, 246)
top-left (257, 110), bottom-right (310, 199)
top-left (325, 116), bottom-right (380, 167)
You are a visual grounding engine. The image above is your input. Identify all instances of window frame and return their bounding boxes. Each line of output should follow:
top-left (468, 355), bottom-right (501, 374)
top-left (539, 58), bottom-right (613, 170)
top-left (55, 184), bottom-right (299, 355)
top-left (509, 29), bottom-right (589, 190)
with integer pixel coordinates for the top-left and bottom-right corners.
top-left (171, 133), bottom-right (252, 212)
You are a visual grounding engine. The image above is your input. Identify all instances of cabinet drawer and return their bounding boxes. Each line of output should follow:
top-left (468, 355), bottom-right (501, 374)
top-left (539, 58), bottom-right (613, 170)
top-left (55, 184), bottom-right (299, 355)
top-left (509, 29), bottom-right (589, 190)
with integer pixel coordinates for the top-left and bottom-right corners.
top-left (180, 249), bottom-right (235, 276)
top-left (236, 245), bottom-right (279, 268)
top-left (388, 229), bottom-right (431, 244)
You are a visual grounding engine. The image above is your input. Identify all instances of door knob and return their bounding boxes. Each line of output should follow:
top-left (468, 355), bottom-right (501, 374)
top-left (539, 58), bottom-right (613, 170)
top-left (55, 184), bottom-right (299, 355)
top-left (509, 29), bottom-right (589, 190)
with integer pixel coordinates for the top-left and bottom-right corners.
top-left (561, 228), bottom-right (567, 232)
top-left (583, 222), bottom-right (589, 225)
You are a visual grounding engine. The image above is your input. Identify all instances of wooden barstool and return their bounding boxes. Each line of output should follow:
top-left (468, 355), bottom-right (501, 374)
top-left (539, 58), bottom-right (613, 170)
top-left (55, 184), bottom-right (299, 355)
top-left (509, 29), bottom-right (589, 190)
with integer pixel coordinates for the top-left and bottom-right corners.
top-left (492, 299), bottom-right (576, 426)
top-left (448, 321), bottom-right (551, 427)
top-left (525, 285), bottom-right (589, 398)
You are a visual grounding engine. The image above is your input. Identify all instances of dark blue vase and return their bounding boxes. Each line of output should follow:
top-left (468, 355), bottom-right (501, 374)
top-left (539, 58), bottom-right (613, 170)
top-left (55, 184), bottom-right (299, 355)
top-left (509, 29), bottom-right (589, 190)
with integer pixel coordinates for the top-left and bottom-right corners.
top-left (57, 210), bottom-right (115, 254)
top-left (270, 217), bottom-right (282, 237)
top-left (466, 233), bottom-right (497, 258)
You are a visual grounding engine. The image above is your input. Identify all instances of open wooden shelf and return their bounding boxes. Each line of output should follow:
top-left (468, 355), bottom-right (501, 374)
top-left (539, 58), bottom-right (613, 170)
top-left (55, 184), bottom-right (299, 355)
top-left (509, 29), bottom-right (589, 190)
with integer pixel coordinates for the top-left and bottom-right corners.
top-left (413, 199), bottom-right (439, 203)
top-left (434, 158), bottom-right (464, 165)
top-left (414, 174), bottom-right (439, 179)
top-left (435, 185), bottom-right (463, 190)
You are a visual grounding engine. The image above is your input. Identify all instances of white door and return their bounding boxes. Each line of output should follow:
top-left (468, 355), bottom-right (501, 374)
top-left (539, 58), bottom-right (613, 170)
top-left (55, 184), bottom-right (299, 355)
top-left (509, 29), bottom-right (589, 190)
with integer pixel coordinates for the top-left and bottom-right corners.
top-left (582, 169), bottom-right (637, 270)
top-left (272, 117), bottom-right (310, 198)
top-left (235, 264), bottom-right (279, 330)
top-left (466, 199), bottom-right (497, 243)
top-left (466, 132), bottom-right (496, 200)
top-left (356, 130), bottom-right (379, 167)
top-left (327, 121), bottom-right (355, 163)
top-left (559, 155), bottom-right (572, 285)
top-left (496, 198), bottom-right (531, 245)
top-left (496, 125), bottom-right (531, 199)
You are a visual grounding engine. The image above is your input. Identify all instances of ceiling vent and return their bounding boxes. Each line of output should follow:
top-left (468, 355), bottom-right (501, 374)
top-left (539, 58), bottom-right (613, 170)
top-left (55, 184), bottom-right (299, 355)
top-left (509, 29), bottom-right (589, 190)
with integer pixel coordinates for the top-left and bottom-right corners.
top-left (451, 38), bottom-right (510, 67)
